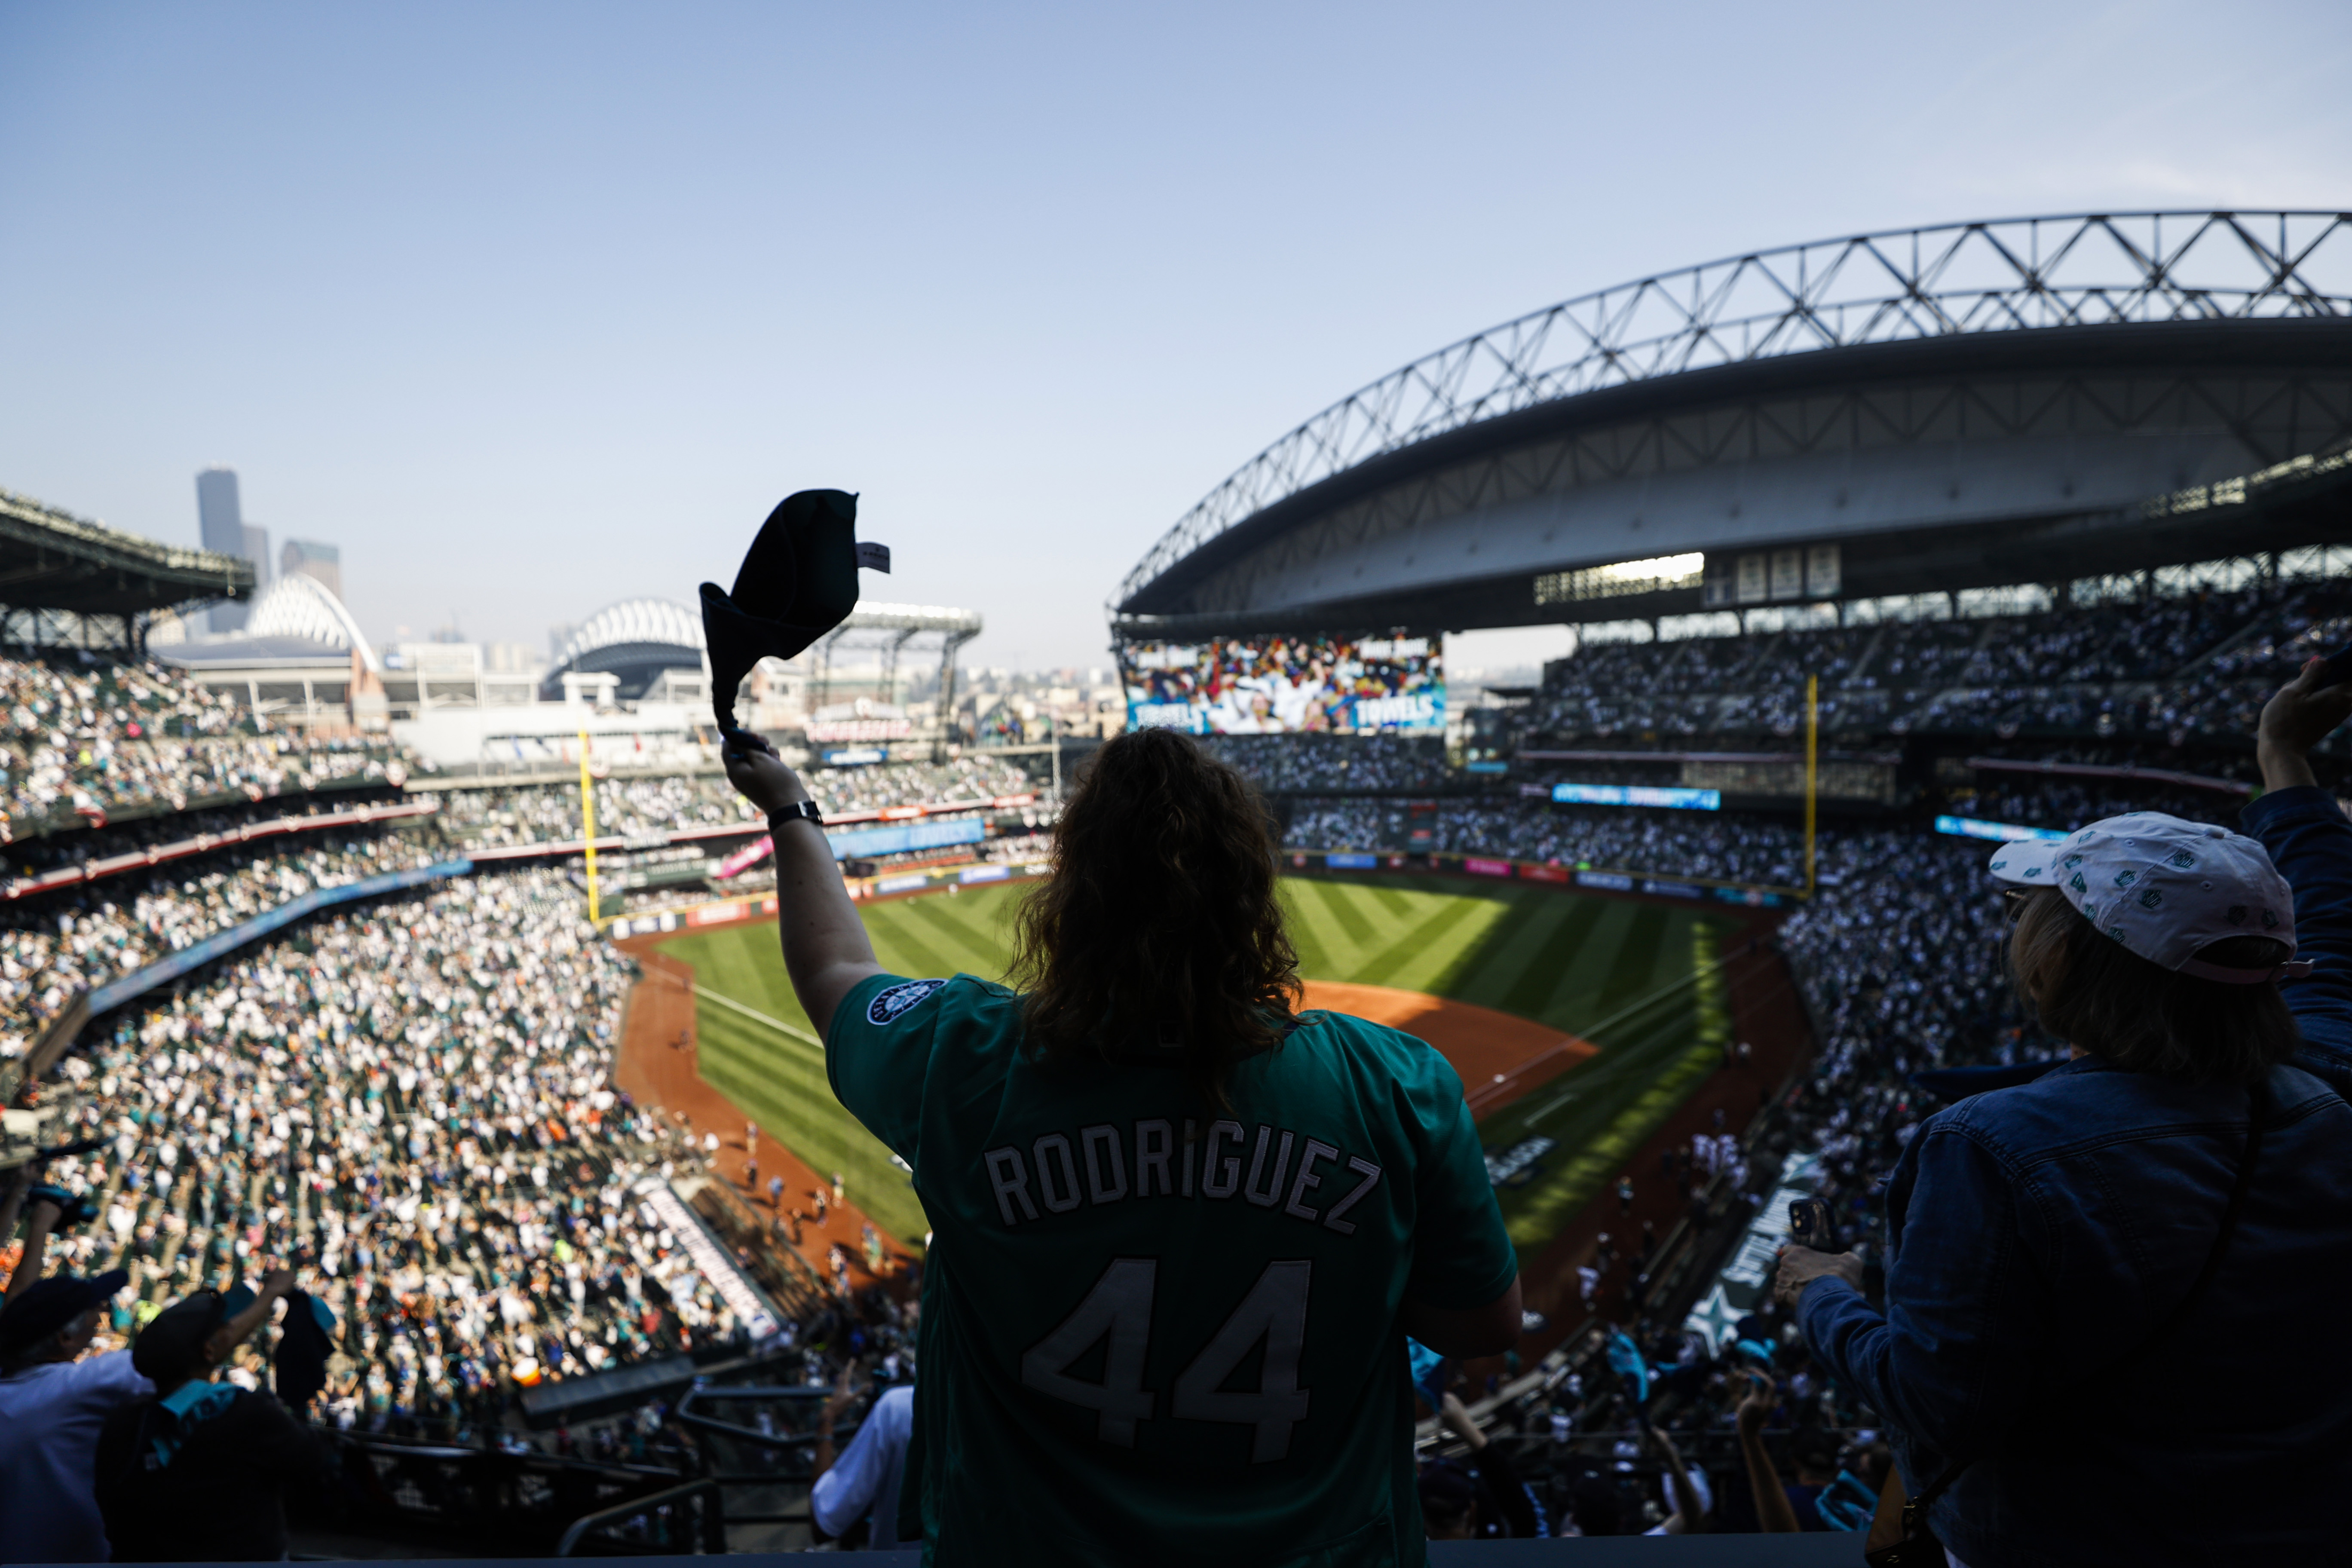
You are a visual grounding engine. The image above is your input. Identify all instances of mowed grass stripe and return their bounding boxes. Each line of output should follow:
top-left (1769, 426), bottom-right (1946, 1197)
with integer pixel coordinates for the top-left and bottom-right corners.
top-left (896, 897), bottom-right (1009, 977)
top-left (865, 915), bottom-right (963, 982)
top-left (900, 891), bottom-right (1019, 970)
top-left (1445, 891), bottom-right (1572, 1014)
top-left (1378, 895), bottom-right (1514, 994)
top-left (1281, 881), bottom-right (1363, 977)
top-left (1498, 897), bottom-right (1608, 1022)
top-left (1486, 922), bottom-right (1730, 1249)
top-left (1587, 906), bottom-right (1672, 1021)
top-left (1315, 880), bottom-right (1382, 949)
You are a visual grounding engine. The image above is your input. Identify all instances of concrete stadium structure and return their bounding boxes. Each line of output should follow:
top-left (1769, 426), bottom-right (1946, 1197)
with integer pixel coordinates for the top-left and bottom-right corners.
top-left (1113, 212), bottom-right (2352, 638)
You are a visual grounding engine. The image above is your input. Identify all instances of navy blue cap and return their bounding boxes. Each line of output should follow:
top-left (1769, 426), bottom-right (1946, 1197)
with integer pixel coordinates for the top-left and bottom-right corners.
top-left (0, 1269), bottom-right (129, 1354)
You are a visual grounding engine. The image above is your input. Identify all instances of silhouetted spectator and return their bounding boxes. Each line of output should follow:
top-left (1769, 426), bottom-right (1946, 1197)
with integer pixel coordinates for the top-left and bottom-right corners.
top-left (94, 1274), bottom-right (336, 1562)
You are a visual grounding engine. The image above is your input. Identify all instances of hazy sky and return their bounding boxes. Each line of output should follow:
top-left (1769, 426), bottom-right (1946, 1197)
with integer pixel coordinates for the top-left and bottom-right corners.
top-left (4, 2), bottom-right (2348, 673)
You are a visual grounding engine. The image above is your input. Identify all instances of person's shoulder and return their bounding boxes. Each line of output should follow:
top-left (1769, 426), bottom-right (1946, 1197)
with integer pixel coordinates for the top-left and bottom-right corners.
top-left (1293, 1007), bottom-right (1441, 1063)
top-left (1293, 1008), bottom-right (1456, 1088)
top-left (63, 1348), bottom-right (150, 1400)
top-left (874, 1382), bottom-right (916, 1432)
top-left (854, 972), bottom-right (1014, 1029)
top-left (1936, 1056), bottom-right (2322, 1163)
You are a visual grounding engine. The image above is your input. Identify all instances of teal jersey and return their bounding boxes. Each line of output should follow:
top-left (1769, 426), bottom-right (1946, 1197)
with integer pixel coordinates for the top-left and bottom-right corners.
top-left (829, 971), bottom-right (1518, 1568)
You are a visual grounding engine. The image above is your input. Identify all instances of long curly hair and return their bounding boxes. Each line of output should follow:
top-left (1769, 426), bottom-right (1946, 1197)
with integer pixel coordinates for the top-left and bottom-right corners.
top-left (1009, 726), bottom-right (1301, 1106)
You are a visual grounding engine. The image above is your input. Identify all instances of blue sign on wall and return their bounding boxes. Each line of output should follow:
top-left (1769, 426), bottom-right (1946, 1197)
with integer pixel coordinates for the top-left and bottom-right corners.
top-left (825, 818), bottom-right (986, 861)
top-left (1934, 814), bottom-right (2069, 844)
top-left (1552, 783), bottom-right (1721, 811)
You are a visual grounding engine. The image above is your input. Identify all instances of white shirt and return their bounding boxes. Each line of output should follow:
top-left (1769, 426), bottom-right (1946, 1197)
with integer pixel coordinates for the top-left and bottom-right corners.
top-left (811, 1384), bottom-right (915, 1549)
top-left (0, 1350), bottom-right (154, 1562)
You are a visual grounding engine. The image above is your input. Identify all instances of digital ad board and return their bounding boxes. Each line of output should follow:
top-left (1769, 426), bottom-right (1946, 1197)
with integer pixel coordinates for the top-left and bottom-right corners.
top-left (1118, 634), bottom-right (1444, 735)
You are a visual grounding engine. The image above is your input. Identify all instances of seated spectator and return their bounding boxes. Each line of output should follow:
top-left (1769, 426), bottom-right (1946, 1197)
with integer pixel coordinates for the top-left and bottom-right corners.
top-left (94, 1272), bottom-right (336, 1563)
top-left (0, 1193), bottom-right (146, 1565)
top-left (811, 1365), bottom-right (916, 1549)
top-left (1774, 662), bottom-right (2352, 1566)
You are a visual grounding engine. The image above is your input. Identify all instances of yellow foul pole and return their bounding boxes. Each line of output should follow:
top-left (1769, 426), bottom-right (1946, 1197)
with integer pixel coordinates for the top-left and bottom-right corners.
top-left (1803, 674), bottom-right (1818, 900)
top-left (577, 729), bottom-right (601, 924)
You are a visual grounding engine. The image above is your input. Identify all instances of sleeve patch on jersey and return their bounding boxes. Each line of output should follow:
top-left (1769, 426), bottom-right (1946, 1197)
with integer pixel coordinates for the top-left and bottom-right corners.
top-left (867, 978), bottom-right (948, 1026)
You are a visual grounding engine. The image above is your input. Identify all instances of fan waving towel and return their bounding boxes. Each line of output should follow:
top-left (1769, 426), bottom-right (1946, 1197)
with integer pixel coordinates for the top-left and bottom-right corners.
top-left (700, 489), bottom-right (891, 742)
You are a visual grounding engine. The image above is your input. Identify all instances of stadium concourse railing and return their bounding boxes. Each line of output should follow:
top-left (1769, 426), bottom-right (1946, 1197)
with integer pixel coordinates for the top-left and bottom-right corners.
top-left (0, 798), bottom-right (440, 901)
top-left (0, 749), bottom-right (412, 845)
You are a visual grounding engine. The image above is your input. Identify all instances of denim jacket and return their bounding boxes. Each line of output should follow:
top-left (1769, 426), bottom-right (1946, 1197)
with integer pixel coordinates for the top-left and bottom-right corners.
top-left (1798, 786), bottom-right (2352, 1568)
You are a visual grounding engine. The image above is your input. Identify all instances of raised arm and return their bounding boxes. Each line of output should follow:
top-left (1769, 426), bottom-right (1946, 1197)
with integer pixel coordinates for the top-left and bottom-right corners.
top-left (6, 1191), bottom-right (61, 1299)
top-left (1735, 1372), bottom-right (1802, 1534)
top-left (1645, 1421), bottom-right (1710, 1533)
top-left (723, 734), bottom-right (884, 1039)
top-left (2244, 660), bottom-right (2352, 1096)
top-left (206, 1268), bottom-right (298, 1363)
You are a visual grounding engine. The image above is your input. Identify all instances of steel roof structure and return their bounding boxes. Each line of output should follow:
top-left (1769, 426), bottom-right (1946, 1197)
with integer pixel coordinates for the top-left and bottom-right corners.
top-left (0, 487), bottom-right (253, 645)
top-left (1114, 212), bottom-right (2352, 637)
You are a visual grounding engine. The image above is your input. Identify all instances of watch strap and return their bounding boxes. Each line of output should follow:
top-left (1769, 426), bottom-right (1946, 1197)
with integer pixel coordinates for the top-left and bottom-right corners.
top-left (768, 799), bottom-right (824, 830)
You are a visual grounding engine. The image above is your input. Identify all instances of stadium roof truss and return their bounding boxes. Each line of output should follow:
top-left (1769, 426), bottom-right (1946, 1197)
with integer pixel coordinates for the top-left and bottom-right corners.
top-left (0, 487), bottom-right (253, 645)
top-left (1115, 212), bottom-right (2352, 635)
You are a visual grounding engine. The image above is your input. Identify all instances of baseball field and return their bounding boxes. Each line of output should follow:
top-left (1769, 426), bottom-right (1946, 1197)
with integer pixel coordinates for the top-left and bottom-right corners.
top-left (653, 873), bottom-right (1735, 1256)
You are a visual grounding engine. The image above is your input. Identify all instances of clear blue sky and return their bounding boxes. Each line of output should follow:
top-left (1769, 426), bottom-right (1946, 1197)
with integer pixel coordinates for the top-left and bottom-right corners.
top-left (3, 1), bottom-right (2347, 671)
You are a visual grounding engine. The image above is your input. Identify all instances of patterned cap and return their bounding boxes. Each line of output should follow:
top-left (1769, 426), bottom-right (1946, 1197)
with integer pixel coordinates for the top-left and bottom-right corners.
top-left (1988, 811), bottom-right (2312, 984)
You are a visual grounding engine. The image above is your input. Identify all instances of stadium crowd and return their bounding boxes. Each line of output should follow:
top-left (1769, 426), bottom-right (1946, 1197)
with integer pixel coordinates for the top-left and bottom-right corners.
top-left (5, 869), bottom-right (880, 1430)
top-left (0, 829), bottom-right (435, 1072)
top-left (1528, 577), bottom-right (2352, 745)
top-left (0, 651), bottom-right (403, 840)
top-left (430, 756), bottom-right (1038, 849)
top-left (1205, 733), bottom-right (1449, 793)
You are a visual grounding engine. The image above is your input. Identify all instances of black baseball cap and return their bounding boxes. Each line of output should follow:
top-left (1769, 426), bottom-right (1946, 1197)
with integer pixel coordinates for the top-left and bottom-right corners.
top-left (700, 489), bottom-right (879, 741)
top-left (0, 1269), bottom-right (129, 1356)
top-left (132, 1290), bottom-right (228, 1384)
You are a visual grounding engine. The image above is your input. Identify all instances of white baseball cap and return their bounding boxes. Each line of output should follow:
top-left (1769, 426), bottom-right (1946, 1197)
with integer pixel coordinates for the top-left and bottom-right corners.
top-left (1987, 811), bottom-right (2312, 984)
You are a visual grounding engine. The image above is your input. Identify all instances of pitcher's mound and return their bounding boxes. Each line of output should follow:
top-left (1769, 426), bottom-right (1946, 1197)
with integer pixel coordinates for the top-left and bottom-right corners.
top-left (1299, 980), bottom-right (1595, 1118)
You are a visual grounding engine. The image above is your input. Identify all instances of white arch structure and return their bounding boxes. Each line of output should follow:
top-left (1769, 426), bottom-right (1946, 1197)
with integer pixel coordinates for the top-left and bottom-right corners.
top-left (245, 572), bottom-right (381, 673)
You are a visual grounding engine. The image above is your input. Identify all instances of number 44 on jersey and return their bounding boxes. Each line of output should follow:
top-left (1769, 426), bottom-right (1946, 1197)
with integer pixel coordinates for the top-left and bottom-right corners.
top-left (1020, 1258), bottom-right (1313, 1463)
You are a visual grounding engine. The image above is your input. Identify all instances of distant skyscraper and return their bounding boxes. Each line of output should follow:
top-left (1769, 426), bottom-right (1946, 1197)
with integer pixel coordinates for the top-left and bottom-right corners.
top-left (197, 468), bottom-right (251, 633)
top-left (281, 539), bottom-right (343, 602)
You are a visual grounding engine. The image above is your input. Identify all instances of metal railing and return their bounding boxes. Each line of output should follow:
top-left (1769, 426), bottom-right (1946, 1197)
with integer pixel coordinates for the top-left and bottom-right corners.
top-left (554, 1477), bottom-right (727, 1556)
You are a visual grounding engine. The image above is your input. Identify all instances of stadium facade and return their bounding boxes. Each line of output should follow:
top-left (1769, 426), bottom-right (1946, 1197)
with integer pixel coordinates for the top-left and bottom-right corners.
top-left (1112, 213), bottom-right (2352, 642)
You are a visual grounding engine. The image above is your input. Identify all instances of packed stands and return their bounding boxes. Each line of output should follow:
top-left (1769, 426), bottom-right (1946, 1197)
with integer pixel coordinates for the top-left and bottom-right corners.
top-left (15, 866), bottom-right (913, 1444)
top-left (1525, 577), bottom-right (2352, 746)
top-left (1205, 733), bottom-right (1449, 793)
top-left (0, 651), bottom-right (403, 840)
top-left (0, 827), bottom-right (435, 1070)
top-left (429, 756), bottom-right (1038, 849)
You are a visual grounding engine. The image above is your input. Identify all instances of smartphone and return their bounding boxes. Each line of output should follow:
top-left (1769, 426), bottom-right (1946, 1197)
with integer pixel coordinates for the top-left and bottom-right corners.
top-left (2315, 643), bottom-right (2352, 690)
top-left (1788, 1196), bottom-right (1839, 1253)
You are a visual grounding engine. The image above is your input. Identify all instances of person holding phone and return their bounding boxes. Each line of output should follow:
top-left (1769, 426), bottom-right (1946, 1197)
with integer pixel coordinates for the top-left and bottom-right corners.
top-left (1773, 660), bottom-right (2352, 1566)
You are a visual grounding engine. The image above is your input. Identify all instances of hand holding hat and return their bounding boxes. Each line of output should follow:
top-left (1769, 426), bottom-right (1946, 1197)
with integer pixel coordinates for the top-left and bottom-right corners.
top-left (699, 490), bottom-right (891, 745)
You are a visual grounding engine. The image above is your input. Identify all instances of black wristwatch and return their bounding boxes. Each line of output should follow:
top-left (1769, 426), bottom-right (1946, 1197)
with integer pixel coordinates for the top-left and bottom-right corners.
top-left (768, 799), bottom-right (824, 831)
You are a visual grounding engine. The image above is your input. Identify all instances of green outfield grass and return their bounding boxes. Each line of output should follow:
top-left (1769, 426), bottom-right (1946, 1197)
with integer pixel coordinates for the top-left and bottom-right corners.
top-left (1281, 876), bottom-right (1735, 1252)
top-left (656, 876), bottom-right (1733, 1256)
